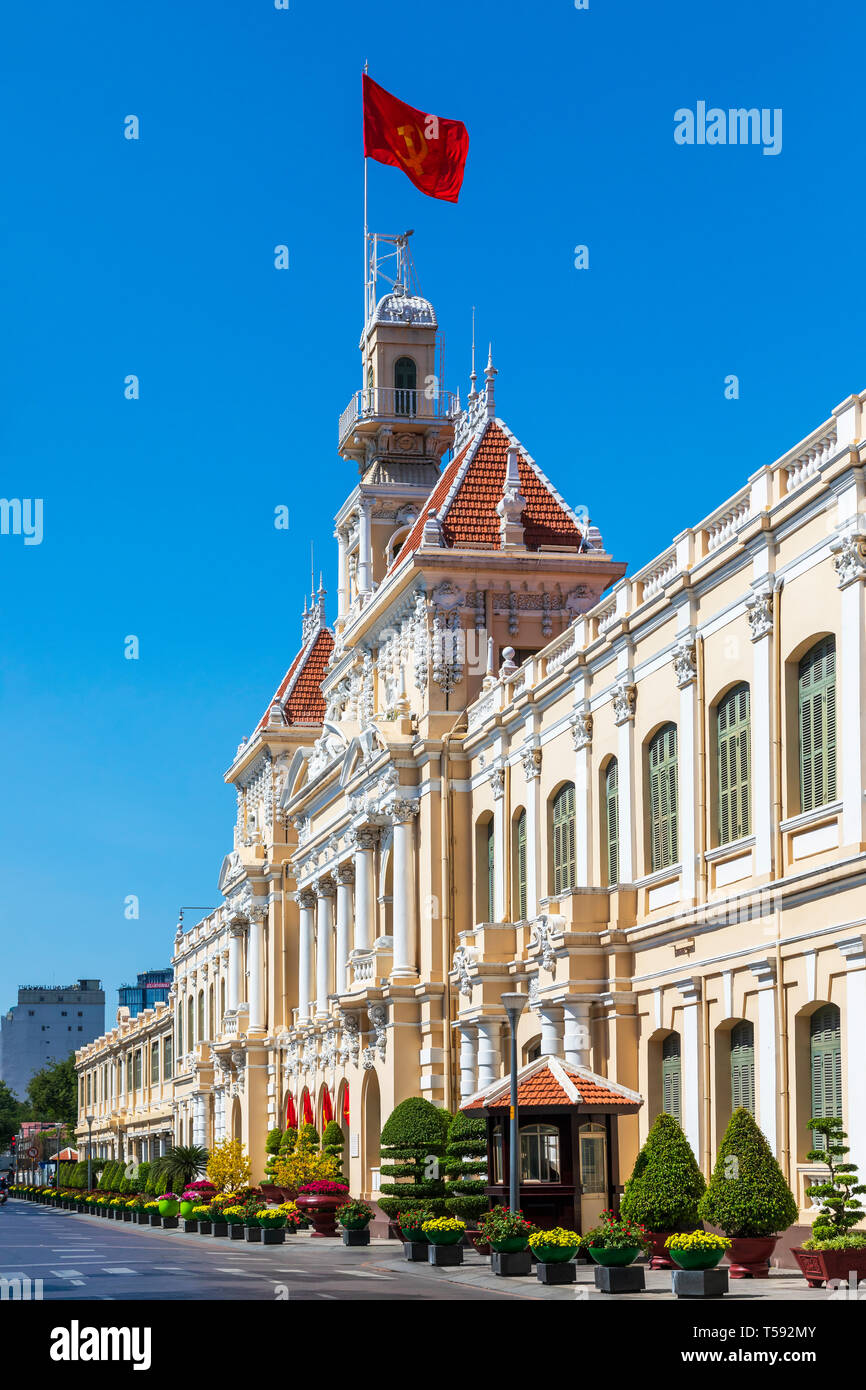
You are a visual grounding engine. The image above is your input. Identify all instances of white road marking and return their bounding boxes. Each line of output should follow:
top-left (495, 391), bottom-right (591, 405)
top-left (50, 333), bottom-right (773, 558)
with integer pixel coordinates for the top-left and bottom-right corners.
top-left (103, 1267), bottom-right (136, 1274)
top-left (337, 1270), bottom-right (393, 1279)
top-left (50, 1269), bottom-right (83, 1277)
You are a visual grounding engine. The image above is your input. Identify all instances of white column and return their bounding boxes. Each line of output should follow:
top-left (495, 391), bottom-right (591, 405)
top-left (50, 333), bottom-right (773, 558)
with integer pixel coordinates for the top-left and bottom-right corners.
top-left (337, 527), bottom-right (348, 617)
top-left (459, 1024), bottom-right (478, 1100)
top-left (476, 1018), bottom-right (502, 1091)
top-left (562, 999), bottom-right (592, 1068)
top-left (315, 878), bottom-right (336, 1015)
top-left (676, 976), bottom-right (702, 1161)
top-left (357, 499), bottom-right (373, 594)
top-left (838, 935), bottom-right (866, 1176)
top-left (352, 827), bottom-right (377, 953)
top-left (193, 1094), bottom-right (205, 1147)
top-left (748, 959), bottom-right (778, 1154)
top-left (614, 675), bottom-right (636, 882)
top-left (248, 905), bottom-right (266, 1033)
top-left (227, 925), bottom-right (243, 1011)
top-left (524, 755), bottom-right (542, 917)
top-left (832, 523), bottom-right (866, 848)
top-left (335, 862), bottom-right (355, 995)
top-left (391, 800), bottom-right (420, 978)
top-left (539, 1005), bottom-right (563, 1057)
top-left (298, 889), bottom-right (316, 1021)
top-left (748, 579), bottom-right (775, 877)
top-left (674, 634), bottom-right (697, 899)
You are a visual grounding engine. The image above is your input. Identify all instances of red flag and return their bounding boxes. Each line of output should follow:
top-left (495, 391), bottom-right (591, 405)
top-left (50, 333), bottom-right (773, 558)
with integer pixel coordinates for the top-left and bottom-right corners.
top-left (302, 1088), bottom-right (314, 1126)
top-left (342, 1084), bottom-right (350, 1126)
top-left (363, 74), bottom-right (468, 203)
top-left (322, 1089), bottom-right (334, 1125)
top-left (286, 1094), bottom-right (297, 1130)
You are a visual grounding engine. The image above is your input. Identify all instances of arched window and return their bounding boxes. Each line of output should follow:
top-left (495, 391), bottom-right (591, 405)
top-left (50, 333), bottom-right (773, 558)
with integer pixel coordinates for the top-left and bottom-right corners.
top-left (476, 815), bottom-right (495, 922)
top-left (717, 684), bottom-right (751, 843)
top-left (605, 758), bottom-right (619, 885)
top-left (197, 990), bottom-right (205, 1042)
top-left (810, 1004), bottom-right (842, 1147)
top-left (394, 356), bottom-right (417, 416)
top-left (520, 1123), bottom-right (561, 1182)
top-left (208, 984), bottom-right (214, 1038)
top-left (133, 1049), bottom-right (142, 1090)
top-left (649, 724), bottom-right (678, 872)
top-left (487, 818), bottom-right (495, 920)
top-left (514, 810), bottom-right (527, 919)
top-left (730, 1021), bottom-right (755, 1114)
top-left (186, 996), bottom-right (194, 1053)
top-left (126, 1053), bottom-right (133, 1092)
top-left (662, 1033), bottom-right (682, 1123)
top-left (220, 978), bottom-right (226, 1027)
top-left (799, 638), bottom-right (837, 813)
top-left (163, 1035), bottom-right (173, 1081)
top-left (551, 783), bottom-right (576, 895)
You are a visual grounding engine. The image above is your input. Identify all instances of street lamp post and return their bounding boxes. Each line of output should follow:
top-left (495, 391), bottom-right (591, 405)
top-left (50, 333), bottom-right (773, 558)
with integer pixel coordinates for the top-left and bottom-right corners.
top-left (501, 992), bottom-right (527, 1215)
top-left (86, 1114), bottom-right (94, 1191)
top-left (54, 1122), bottom-right (62, 1192)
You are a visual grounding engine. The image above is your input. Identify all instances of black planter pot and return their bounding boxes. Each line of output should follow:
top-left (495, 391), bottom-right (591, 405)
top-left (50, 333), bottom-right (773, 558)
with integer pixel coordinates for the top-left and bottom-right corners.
top-left (161, 1216), bottom-right (179, 1230)
top-left (212, 1221), bottom-right (228, 1238)
top-left (182, 1219), bottom-right (198, 1233)
top-left (342, 1228), bottom-right (371, 1246)
top-left (229, 1225), bottom-right (245, 1240)
top-left (149, 1213), bottom-right (162, 1227)
top-left (261, 1229), bottom-right (285, 1245)
top-left (136, 1213), bottom-right (150, 1225)
top-left (245, 1226), bottom-right (262, 1242)
top-left (197, 1220), bottom-right (212, 1235)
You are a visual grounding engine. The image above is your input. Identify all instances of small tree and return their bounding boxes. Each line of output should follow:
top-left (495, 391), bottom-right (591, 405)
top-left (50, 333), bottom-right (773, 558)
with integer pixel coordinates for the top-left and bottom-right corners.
top-left (265, 1128), bottom-right (283, 1155)
top-left (378, 1097), bottom-right (448, 1220)
top-left (278, 1127), bottom-right (298, 1157)
top-left (136, 1160), bottom-right (151, 1193)
top-left (444, 1111), bottom-right (488, 1222)
top-left (297, 1123), bottom-right (320, 1152)
top-left (322, 1121), bottom-right (345, 1179)
top-left (804, 1117), bottom-right (866, 1243)
top-left (621, 1113), bottom-right (705, 1231)
top-left (699, 1107), bottom-right (798, 1238)
top-left (206, 1138), bottom-right (251, 1194)
top-left (161, 1144), bottom-right (209, 1192)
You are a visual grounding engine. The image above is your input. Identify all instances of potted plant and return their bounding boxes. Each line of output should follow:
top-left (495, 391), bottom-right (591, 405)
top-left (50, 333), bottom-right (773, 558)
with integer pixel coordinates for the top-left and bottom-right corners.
top-left (698, 1108), bottom-right (798, 1277)
top-left (296, 1179), bottom-right (350, 1237)
top-left (223, 1204), bottom-right (247, 1239)
top-left (144, 1200), bottom-right (161, 1226)
top-left (244, 1201), bottom-right (265, 1242)
top-left (421, 1216), bottom-right (465, 1246)
top-left (321, 1120), bottom-right (346, 1180)
top-left (620, 1113), bottom-right (705, 1268)
top-left (377, 1097), bottom-right (450, 1236)
top-left (208, 1202), bottom-right (229, 1238)
top-left (337, 1200), bottom-right (374, 1246)
top-left (258, 1209), bottom-right (288, 1245)
top-left (664, 1231), bottom-right (731, 1270)
top-left (157, 1191), bottom-right (180, 1219)
top-left (274, 1201), bottom-right (302, 1233)
top-left (191, 1203), bottom-right (212, 1234)
top-left (584, 1209), bottom-right (652, 1267)
top-left (792, 1117), bottom-right (866, 1288)
top-left (397, 1208), bottom-right (435, 1243)
top-left (444, 1111), bottom-right (489, 1226)
top-left (528, 1226), bottom-right (581, 1264)
top-left (477, 1206), bottom-right (533, 1253)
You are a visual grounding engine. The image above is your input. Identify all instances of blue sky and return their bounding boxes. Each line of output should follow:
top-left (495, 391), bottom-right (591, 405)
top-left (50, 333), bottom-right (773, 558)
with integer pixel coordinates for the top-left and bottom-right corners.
top-left (1, 0), bottom-right (864, 1043)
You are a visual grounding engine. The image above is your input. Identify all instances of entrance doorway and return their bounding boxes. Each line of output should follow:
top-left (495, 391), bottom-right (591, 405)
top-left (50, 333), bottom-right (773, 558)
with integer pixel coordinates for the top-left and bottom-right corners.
top-left (578, 1121), bottom-right (608, 1231)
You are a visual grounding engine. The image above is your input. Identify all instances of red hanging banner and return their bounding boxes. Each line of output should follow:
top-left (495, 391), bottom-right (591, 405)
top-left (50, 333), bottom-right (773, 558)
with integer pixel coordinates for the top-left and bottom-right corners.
top-left (286, 1094), bottom-right (297, 1129)
top-left (322, 1089), bottom-right (334, 1125)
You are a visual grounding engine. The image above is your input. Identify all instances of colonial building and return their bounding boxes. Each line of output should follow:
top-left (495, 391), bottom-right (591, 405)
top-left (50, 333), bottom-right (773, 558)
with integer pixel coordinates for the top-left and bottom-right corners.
top-left (77, 241), bottom-right (866, 1247)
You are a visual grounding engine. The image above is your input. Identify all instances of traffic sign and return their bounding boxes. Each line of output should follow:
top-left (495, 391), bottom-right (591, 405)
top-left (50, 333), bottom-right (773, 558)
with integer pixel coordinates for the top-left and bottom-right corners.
top-left (26, 1146), bottom-right (38, 1159)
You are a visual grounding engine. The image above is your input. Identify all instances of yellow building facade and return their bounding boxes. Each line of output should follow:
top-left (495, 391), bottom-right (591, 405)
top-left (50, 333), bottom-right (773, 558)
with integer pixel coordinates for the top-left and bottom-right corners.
top-left (77, 250), bottom-right (866, 1247)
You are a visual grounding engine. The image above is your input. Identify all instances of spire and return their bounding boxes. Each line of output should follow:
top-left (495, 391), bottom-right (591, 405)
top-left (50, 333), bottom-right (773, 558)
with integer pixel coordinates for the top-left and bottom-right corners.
top-left (468, 305), bottom-right (477, 400)
top-left (484, 343), bottom-right (497, 421)
top-left (301, 580), bottom-right (326, 646)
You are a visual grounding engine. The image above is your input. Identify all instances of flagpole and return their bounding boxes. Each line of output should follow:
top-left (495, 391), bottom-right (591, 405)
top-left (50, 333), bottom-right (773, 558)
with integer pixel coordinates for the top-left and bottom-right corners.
top-left (363, 60), bottom-right (369, 345)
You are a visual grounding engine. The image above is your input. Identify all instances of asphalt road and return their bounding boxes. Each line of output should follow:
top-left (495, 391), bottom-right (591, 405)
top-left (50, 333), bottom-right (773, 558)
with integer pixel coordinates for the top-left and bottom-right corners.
top-left (0, 1199), bottom-right (509, 1301)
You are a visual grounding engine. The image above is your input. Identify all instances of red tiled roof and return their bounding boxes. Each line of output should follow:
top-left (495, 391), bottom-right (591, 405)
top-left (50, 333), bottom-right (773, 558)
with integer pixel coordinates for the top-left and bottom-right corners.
top-left (462, 1057), bottom-right (642, 1112)
top-left (255, 627), bottom-right (334, 732)
top-left (390, 420), bottom-right (583, 570)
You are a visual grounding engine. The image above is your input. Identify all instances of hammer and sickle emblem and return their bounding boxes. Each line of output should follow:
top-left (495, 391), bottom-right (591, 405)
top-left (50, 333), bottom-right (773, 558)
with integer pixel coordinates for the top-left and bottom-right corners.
top-left (396, 123), bottom-right (428, 178)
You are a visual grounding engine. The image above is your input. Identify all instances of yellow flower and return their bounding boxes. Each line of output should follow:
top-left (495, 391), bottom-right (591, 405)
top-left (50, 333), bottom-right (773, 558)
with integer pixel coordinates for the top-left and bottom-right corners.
top-left (421, 1217), bottom-right (465, 1233)
top-left (664, 1231), bottom-right (731, 1251)
top-left (529, 1227), bottom-right (579, 1248)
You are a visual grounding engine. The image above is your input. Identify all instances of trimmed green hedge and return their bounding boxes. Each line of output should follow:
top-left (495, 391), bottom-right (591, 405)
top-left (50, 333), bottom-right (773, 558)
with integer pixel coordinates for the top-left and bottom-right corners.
top-left (699, 1108), bottom-right (798, 1238)
top-left (620, 1113), bottom-right (706, 1231)
top-left (378, 1098), bottom-right (449, 1219)
top-left (445, 1111), bottom-right (488, 1222)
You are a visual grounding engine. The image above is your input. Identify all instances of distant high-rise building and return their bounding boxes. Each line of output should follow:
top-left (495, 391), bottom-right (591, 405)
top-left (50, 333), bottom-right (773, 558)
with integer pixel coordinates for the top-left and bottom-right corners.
top-left (0, 980), bottom-right (104, 1101)
top-left (117, 969), bottom-right (173, 1019)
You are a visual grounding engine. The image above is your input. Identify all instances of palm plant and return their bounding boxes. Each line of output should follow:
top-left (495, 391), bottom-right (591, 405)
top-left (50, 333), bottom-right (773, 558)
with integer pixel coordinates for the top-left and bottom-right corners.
top-left (159, 1144), bottom-right (209, 1191)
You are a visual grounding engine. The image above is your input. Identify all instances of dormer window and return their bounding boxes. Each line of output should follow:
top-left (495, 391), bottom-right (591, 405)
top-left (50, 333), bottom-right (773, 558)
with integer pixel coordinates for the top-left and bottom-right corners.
top-left (394, 356), bottom-right (417, 416)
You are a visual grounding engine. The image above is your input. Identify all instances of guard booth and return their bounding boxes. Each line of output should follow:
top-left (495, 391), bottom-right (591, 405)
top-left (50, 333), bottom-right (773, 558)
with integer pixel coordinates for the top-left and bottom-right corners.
top-left (462, 1056), bottom-right (643, 1233)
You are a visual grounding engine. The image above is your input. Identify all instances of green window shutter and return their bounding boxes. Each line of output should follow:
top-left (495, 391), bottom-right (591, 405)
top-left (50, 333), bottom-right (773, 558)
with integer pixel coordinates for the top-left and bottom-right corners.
top-left (810, 1005), bottom-right (842, 1148)
top-left (717, 684), bottom-right (751, 844)
top-left (730, 1021), bottom-right (755, 1115)
top-left (649, 725), bottom-right (678, 872)
top-left (487, 819), bottom-right (495, 921)
top-left (552, 783), bottom-right (576, 895)
top-left (605, 759), bottom-right (619, 885)
top-left (662, 1033), bottom-right (681, 1124)
top-left (799, 639), bottom-right (837, 813)
top-left (516, 811), bottom-right (527, 919)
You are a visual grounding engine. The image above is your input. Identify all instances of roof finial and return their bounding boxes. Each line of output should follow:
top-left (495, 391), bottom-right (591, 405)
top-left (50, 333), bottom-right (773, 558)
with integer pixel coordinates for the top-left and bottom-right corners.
top-left (469, 305), bottom-right (477, 399)
top-left (484, 343), bottom-right (497, 420)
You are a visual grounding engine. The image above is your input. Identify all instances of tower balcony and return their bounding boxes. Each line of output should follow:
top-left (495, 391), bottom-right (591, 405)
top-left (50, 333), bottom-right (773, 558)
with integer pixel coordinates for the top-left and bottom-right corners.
top-left (338, 386), bottom-right (460, 451)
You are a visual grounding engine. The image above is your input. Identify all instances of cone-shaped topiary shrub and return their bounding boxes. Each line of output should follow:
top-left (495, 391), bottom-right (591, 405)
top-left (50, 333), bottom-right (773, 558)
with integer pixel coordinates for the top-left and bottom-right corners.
top-left (278, 1127), bottom-right (298, 1157)
top-left (322, 1121), bottom-right (345, 1179)
top-left (265, 1128), bottom-right (283, 1155)
top-left (378, 1097), bottom-right (448, 1220)
top-left (444, 1110), bottom-right (488, 1222)
top-left (297, 1123), bottom-right (320, 1152)
top-left (803, 1116), bottom-right (866, 1245)
top-left (620, 1112), bottom-right (706, 1231)
top-left (699, 1107), bottom-right (798, 1238)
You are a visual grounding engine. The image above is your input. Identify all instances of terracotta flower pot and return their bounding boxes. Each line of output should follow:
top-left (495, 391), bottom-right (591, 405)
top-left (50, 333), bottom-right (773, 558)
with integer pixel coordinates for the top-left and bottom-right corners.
top-left (792, 1245), bottom-right (866, 1289)
top-left (727, 1235), bottom-right (778, 1278)
top-left (295, 1192), bottom-right (345, 1238)
top-left (645, 1230), bottom-right (678, 1270)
